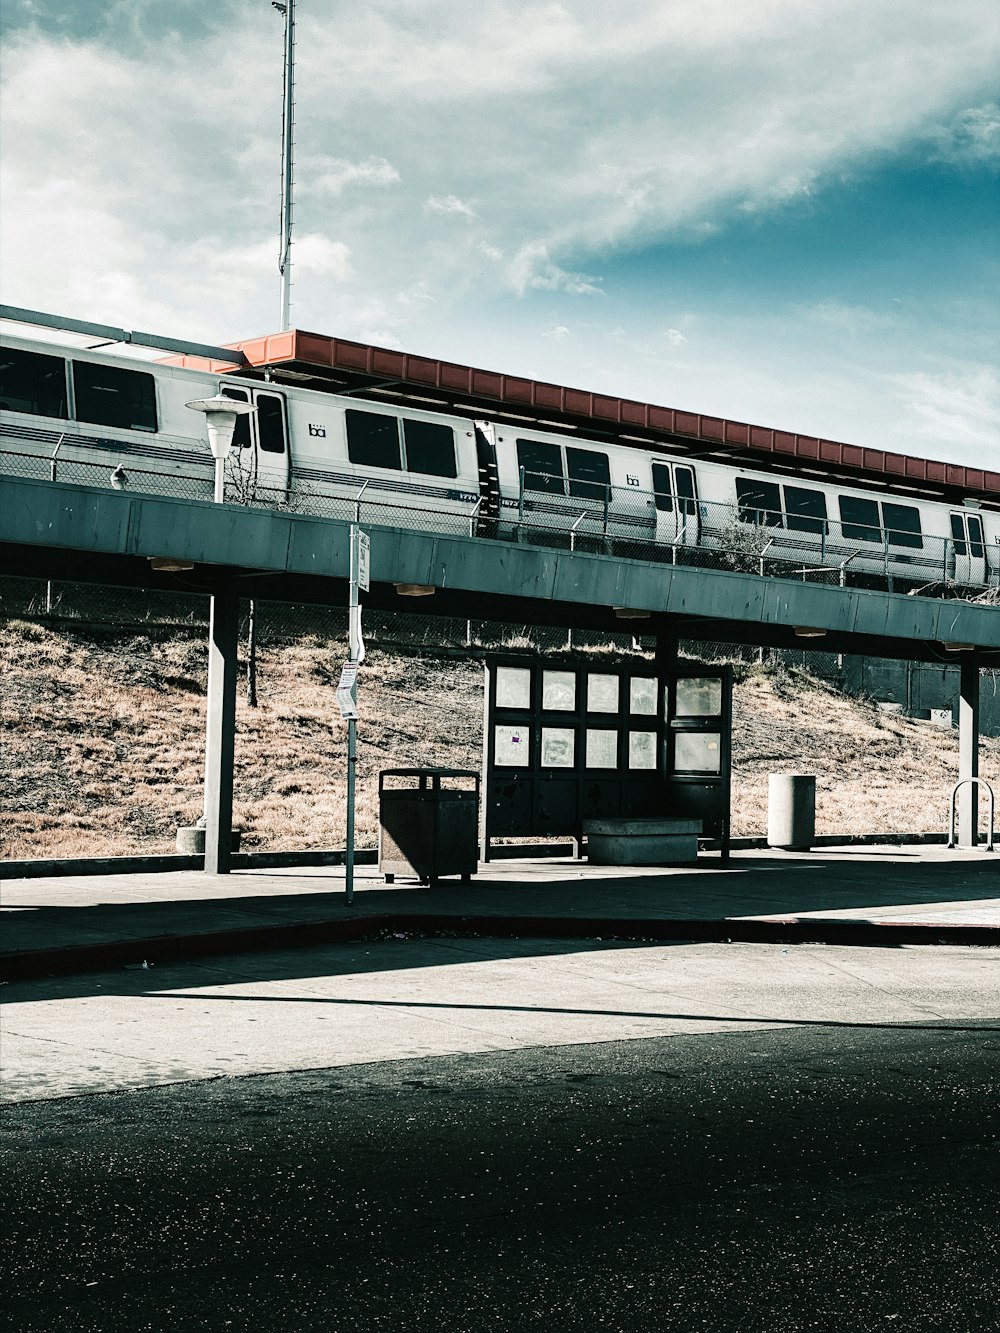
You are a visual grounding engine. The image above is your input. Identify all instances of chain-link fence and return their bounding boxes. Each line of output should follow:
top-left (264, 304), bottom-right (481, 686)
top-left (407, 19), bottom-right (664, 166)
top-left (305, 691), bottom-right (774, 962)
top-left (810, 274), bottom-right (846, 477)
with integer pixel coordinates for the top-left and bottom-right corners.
top-left (3, 441), bottom-right (996, 600)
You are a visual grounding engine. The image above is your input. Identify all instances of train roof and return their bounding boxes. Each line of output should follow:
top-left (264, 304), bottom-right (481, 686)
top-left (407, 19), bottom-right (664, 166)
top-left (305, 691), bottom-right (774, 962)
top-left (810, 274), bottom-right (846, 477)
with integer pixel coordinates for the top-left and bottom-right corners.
top-left (162, 327), bottom-right (1000, 510)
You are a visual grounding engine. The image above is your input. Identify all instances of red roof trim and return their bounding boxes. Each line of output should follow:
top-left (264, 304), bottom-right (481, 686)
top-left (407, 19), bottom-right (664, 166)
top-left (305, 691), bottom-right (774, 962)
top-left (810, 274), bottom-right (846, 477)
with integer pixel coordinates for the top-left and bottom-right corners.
top-left (160, 327), bottom-right (999, 496)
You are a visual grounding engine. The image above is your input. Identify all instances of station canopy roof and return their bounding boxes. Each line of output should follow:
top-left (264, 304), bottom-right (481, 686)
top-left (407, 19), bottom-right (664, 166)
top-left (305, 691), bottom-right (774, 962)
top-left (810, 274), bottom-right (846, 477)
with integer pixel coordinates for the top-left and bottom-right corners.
top-left (165, 327), bottom-right (1000, 508)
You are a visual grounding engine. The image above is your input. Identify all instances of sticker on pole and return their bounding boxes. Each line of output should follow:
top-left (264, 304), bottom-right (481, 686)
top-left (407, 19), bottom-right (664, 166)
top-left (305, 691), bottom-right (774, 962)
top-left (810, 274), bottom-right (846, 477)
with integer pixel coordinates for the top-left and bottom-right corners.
top-left (357, 530), bottom-right (371, 593)
top-left (336, 662), bottom-right (359, 720)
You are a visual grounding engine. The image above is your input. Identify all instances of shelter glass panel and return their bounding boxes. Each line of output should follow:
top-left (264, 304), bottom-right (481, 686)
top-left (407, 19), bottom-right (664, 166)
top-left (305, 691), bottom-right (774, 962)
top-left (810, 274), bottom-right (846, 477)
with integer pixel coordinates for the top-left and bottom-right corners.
top-left (675, 731), bottom-right (722, 774)
top-left (629, 677), bottom-right (657, 715)
top-left (839, 495), bottom-right (881, 544)
top-left (628, 731), bottom-right (657, 770)
top-left (495, 724), bottom-right (530, 766)
top-left (675, 677), bottom-right (722, 717)
top-left (0, 348), bottom-right (67, 419)
top-left (403, 418), bottom-right (456, 478)
top-left (586, 729), bottom-right (618, 769)
top-left (542, 670), bottom-right (576, 711)
top-left (881, 502), bottom-right (922, 549)
top-left (516, 438), bottom-right (564, 494)
top-left (783, 485), bottom-right (827, 535)
top-left (541, 728), bottom-right (575, 768)
top-left (256, 394), bottom-right (285, 453)
top-left (567, 447), bottom-right (611, 502)
top-left (587, 673), bottom-right (620, 713)
top-left (346, 409), bottom-right (402, 470)
top-left (496, 665), bottom-right (531, 709)
top-left (73, 361), bottom-right (157, 433)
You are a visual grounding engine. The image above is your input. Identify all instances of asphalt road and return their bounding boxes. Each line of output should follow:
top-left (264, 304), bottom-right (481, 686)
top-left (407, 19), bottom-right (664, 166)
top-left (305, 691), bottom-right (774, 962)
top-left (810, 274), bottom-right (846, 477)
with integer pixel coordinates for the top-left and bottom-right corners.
top-left (4, 1018), bottom-right (998, 1332)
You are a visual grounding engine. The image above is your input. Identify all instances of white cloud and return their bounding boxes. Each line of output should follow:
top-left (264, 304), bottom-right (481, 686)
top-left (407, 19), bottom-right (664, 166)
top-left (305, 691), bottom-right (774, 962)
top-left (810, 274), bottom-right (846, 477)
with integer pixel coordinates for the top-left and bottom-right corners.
top-left (291, 236), bottom-right (352, 278)
top-left (665, 328), bottom-right (687, 348)
top-left (1, 1), bottom-right (997, 460)
top-left (306, 156), bottom-right (401, 196)
top-left (424, 194), bottom-right (478, 219)
top-left (891, 365), bottom-right (1000, 447)
top-left (507, 244), bottom-right (602, 297)
top-left (926, 102), bottom-right (1000, 164)
top-left (542, 325), bottom-right (571, 341)
top-left (801, 302), bottom-right (898, 335)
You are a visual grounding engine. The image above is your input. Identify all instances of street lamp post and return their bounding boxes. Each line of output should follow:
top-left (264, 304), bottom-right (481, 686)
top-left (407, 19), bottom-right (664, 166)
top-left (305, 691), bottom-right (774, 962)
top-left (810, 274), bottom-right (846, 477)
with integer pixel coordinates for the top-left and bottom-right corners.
top-left (185, 394), bottom-right (256, 503)
top-left (184, 394), bottom-right (257, 876)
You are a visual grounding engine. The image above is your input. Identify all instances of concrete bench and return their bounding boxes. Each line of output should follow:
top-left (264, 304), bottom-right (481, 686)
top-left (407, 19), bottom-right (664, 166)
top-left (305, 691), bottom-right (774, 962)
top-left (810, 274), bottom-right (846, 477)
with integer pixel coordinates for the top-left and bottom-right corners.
top-left (583, 817), bottom-right (701, 866)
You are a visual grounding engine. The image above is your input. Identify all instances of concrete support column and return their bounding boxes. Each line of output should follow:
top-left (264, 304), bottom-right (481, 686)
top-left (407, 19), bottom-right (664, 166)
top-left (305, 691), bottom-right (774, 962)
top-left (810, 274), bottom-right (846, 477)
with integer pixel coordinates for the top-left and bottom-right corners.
top-left (204, 588), bottom-right (240, 874)
top-left (957, 658), bottom-right (980, 849)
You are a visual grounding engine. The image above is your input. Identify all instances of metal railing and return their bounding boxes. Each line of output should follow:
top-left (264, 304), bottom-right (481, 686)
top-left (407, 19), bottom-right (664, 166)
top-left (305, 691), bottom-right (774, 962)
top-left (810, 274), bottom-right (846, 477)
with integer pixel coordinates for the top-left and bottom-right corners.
top-left (947, 777), bottom-right (996, 851)
top-left (1, 445), bottom-right (996, 602)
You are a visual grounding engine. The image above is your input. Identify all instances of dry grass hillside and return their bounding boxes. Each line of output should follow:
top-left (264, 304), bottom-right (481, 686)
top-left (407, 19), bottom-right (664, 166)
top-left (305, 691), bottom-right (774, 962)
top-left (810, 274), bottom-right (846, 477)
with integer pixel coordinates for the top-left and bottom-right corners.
top-left (1, 619), bottom-right (997, 860)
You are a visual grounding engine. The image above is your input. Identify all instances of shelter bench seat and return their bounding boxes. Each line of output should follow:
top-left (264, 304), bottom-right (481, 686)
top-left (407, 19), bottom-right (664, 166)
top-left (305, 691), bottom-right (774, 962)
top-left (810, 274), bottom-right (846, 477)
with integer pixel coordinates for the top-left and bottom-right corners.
top-left (583, 817), bottom-right (701, 866)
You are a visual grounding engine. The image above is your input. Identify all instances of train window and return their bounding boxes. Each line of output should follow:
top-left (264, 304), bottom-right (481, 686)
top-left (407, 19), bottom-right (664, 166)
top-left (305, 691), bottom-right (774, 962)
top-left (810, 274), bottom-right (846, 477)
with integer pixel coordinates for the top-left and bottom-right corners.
top-left (651, 462), bottom-right (673, 512)
top-left (783, 486), bottom-right (827, 535)
top-left (968, 515), bottom-right (985, 559)
top-left (0, 348), bottom-right (67, 418)
top-left (403, 418), bottom-right (456, 477)
top-left (567, 447), bottom-right (610, 502)
top-left (736, 478), bottom-right (782, 526)
top-left (256, 394), bottom-right (286, 454)
top-left (881, 502), bottom-right (922, 549)
top-left (675, 466), bottom-right (697, 517)
top-left (346, 409), bottom-right (401, 470)
top-left (516, 439), bottom-right (564, 494)
top-left (73, 361), bottom-right (157, 432)
top-left (220, 386), bottom-right (252, 448)
top-left (838, 495), bottom-right (881, 543)
top-left (950, 514), bottom-right (967, 556)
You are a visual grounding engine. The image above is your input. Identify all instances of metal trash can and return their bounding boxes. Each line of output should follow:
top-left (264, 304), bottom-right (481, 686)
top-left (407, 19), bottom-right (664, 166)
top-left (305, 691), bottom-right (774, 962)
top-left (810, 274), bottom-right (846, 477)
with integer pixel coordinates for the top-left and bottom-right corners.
top-left (378, 768), bottom-right (480, 885)
top-left (767, 773), bottom-right (816, 851)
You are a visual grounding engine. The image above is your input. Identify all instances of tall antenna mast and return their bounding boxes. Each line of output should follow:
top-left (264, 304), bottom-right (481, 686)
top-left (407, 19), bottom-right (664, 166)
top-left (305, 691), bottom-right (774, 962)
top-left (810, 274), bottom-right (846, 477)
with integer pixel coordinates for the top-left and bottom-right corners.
top-left (274, 0), bottom-right (296, 330)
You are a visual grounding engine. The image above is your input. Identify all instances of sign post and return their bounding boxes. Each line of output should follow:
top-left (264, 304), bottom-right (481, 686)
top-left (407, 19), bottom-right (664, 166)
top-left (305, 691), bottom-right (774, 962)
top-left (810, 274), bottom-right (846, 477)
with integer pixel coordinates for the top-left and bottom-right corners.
top-left (338, 525), bottom-right (369, 904)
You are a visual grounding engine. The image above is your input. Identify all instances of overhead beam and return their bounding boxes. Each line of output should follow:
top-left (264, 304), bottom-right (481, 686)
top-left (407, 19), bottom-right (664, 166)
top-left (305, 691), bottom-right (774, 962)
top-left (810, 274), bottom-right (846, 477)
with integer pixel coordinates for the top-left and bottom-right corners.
top-left (2, 477), bottom-right (998, 658)
top-left (0, 304), bottom-right (249, 366)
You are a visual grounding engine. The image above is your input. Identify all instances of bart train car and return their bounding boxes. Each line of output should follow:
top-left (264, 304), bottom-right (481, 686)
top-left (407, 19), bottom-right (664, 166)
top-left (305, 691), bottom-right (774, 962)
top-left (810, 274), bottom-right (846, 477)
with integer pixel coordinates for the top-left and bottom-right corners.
top-left (1, 330), bottom-right (997, 589)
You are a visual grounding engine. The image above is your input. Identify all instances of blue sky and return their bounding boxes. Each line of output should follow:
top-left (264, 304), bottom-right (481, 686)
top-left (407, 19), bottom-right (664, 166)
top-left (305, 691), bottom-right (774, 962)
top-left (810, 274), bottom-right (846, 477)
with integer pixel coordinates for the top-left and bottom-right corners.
top-left (1, 0), bottom-right (998, 465)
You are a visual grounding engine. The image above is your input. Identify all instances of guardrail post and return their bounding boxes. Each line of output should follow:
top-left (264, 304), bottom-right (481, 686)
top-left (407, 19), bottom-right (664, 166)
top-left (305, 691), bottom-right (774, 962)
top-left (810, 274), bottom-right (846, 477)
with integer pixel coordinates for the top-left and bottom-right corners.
top-left (204, 583), bottom-right (240, 874)
top-left (958, 658), bottom-right (981, 848)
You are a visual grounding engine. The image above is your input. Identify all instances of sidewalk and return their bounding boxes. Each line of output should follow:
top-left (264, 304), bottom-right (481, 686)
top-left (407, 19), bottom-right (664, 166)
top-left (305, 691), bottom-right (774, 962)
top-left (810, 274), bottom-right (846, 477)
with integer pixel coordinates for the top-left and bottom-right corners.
top-left (2, 845), bottom-right (997, 980)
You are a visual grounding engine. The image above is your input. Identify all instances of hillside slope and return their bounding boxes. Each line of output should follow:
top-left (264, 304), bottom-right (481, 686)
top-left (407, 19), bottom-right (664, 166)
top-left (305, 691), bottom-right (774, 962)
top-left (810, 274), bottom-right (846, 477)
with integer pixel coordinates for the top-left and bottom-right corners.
top-left (1, 620), bottom-right (996, 860)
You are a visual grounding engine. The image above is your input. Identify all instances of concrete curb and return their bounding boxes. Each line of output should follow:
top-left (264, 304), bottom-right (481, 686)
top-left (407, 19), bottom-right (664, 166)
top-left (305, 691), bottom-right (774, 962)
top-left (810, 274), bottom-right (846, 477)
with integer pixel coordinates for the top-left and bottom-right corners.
top-left (3, 912), bottom-right (996, 982)
top-left (1, 834), bottom-right (969, 881)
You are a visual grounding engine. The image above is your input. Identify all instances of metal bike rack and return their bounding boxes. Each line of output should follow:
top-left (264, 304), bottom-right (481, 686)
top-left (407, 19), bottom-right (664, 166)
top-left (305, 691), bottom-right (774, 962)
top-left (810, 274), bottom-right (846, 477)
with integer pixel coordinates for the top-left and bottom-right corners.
top-left (947, 777), bottom-right (996, 851)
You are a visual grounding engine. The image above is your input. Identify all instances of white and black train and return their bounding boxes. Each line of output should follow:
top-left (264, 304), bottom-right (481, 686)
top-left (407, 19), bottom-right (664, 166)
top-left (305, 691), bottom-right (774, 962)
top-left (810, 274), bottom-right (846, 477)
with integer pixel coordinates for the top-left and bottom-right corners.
top-left (1, 331), bottom-right (997, 590)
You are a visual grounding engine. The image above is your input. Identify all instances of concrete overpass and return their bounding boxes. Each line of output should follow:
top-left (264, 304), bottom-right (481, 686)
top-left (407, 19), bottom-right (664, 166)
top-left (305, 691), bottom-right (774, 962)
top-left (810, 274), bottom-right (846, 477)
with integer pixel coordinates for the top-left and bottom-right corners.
top-left (3, 475), bottom-right (998, 867)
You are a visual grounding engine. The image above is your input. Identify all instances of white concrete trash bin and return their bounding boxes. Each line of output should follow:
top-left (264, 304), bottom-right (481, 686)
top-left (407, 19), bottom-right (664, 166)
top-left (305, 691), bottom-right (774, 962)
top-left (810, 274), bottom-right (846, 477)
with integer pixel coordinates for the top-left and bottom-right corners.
top-left (767, 774), bottom-right (816, 851)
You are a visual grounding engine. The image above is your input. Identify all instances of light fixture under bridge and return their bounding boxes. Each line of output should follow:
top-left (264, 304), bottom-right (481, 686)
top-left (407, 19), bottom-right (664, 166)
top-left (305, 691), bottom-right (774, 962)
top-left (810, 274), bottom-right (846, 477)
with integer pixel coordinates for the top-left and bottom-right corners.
top-left (394, 584), bottom-right (436, 597)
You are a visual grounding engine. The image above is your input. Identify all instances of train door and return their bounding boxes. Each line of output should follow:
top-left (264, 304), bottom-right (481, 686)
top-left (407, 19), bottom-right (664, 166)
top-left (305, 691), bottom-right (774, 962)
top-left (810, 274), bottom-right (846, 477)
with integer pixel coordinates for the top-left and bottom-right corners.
top-left (220, 384), bottom-right (290, 500)
top-left (651, 462), bottom-right (699, 548)
top-left (949, 511), bottom-right (987, 585)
